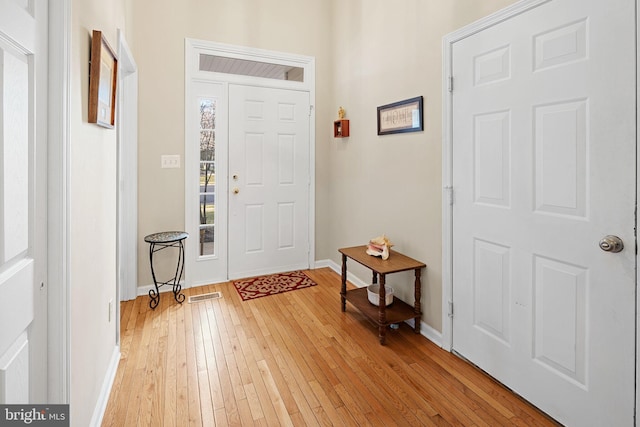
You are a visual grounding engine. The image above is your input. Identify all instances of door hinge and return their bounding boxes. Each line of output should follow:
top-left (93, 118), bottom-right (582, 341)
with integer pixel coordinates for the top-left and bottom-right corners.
top-left (444, 186), bottom-right (454, 205)
top-left (448, 301), bottom-right (454, 318)
top-left (309, 105), bottom-right (314, 116)
top-left (448, 76), bottom-right (454, 93)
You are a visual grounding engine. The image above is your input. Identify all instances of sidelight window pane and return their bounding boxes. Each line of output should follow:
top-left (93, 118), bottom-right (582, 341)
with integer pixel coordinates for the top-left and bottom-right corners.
top-left (199, 99), bottom-right (216, 256)
top-left (200, 99), bottom-right (215, 129)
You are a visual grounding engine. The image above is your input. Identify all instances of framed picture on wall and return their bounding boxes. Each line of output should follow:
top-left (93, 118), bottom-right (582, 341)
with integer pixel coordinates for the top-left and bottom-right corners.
top-left (88, 30), bottom-right (118, 128)
top-left (377, 96), bottom-right (424, 135)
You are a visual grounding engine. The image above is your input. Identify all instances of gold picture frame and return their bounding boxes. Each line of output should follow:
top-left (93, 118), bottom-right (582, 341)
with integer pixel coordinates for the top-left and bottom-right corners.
top-left (88, 30), bottom-right (118, 128)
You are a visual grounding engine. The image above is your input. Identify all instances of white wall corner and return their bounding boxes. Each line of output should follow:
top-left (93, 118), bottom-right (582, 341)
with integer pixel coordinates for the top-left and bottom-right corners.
top-left (89, 346), bottom-right (120, 427)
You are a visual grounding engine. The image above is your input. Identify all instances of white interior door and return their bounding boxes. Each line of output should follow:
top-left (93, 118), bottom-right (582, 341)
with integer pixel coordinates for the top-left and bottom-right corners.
top-left (228, 85), bottom-right (310, 279)
top-left (451, 0), bottom-right (635, 425)
top-left (0, 0), bottom-right (47, 403)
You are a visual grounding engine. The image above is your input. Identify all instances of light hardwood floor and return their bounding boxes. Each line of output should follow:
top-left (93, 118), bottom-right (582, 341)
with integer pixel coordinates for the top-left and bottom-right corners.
top-left (102, 267), bottom-right (559, 426)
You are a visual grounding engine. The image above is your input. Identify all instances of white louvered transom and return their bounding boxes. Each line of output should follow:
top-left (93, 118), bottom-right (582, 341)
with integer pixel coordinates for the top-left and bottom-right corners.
top-left (199, 54), bottom-right (304, 82)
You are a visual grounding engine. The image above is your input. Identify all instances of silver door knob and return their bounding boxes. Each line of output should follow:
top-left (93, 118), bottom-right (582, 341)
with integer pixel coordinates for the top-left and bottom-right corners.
top-left (599, 235), bottom-right (624, 253)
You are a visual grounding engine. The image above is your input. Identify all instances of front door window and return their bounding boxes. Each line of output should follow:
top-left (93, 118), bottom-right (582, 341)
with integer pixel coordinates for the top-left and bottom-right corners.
top-left (199, 99), bottom-right (216, 256)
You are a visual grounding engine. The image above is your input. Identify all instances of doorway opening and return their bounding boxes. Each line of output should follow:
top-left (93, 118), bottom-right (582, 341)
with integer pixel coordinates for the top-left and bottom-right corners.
top-left (184, 40), bottom-right (316, 287)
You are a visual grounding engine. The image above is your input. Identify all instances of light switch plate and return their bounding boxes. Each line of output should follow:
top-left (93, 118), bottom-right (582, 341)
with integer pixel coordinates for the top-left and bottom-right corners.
top-left (161, 154), bottom-right (180, 168)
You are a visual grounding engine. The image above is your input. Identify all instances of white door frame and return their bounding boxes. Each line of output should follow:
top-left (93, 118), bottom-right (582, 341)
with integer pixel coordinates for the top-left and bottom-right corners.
top-left (441, 0), bottom-right (638, 417)
top-left (117, 29), bottom-right (138, 304)
top-left (47, 0), bottom-right (71, 403)
top-left (184, 39), bottom-right (316, 286)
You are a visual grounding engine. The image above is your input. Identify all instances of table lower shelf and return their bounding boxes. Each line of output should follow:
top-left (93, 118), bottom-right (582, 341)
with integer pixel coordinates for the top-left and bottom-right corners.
top-left (344, 288), bottom-right (420, 326)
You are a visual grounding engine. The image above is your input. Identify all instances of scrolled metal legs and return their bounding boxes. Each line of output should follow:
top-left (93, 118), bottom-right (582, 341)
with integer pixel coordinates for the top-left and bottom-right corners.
top-left (149, 287), bottom-right (160, 310)
top-left (147, 239), bottom-right (187, 309)
top-left (171, 240), bottom-right (186, 304)
top-left (148, 242), bottom-right (161, 309)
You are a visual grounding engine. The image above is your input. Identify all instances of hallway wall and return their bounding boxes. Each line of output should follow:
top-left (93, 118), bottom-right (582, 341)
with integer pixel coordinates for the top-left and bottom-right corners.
top-left (326, 0), bottom-right (517, 331)
top-left (131, 0), bottom-right (335, 288)
top-left (131, 0), bottom-right (517, 334)
top-left (69, 0), bottom-right (130, 424)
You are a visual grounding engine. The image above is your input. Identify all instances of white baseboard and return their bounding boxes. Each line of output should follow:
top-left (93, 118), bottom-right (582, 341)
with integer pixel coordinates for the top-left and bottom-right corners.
top-left (418, 319), bottom-right (443, 346)
top-left (89, 346), bottom-right (120, 427)
top-left (316, 258), bottom-right (369, 288)
top-left (312, 259), bottom-right (332, 269)
top-left (315, 258), bottom-right (444, 348)
top-left (137, 280), bottom-right (188, 297)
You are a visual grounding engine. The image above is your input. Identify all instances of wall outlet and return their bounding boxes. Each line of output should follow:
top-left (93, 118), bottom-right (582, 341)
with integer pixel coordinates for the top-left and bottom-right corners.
top-left (109, 299), bottom-right (113, 322)
top-left (161, 154), bottom-right (181, 168)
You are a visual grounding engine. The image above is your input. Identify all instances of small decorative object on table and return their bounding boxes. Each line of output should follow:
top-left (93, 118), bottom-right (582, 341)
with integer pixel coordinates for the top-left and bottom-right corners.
top-left (367, 283), bottom-right (394, 306)
top-left (334, 106), bottom-right (349, 138)
top-left (366, 234), bottom-right (393, 260)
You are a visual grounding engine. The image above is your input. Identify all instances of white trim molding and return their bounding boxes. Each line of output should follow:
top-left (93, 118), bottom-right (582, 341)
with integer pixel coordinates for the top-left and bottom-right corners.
top-left (116, 29), bottom-right (138, 304)
top-left (47, 0), bottom-right (71, 404)
top-left (635, 0), bottom-right (640, 418)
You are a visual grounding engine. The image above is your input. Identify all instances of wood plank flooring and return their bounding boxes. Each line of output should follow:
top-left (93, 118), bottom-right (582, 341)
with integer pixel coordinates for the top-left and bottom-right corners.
top-left (102, 267), bottom-right (560, 426)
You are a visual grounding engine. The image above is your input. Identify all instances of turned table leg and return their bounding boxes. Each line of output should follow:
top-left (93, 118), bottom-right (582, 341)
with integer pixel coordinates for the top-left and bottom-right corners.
top-left (414, 268), bottom-right (422, 334)
top-left (379, 274), bottom-right (387, 345)
top-left (340, 253), bottom-right (347, 312)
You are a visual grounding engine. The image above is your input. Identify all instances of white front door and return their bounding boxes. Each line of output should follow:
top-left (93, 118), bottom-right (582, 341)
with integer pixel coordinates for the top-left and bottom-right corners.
top-left (0, 0), bottom-right (47, 403)
top-left (451, 0), bottom-right (635, 425)
top-left (228, 85), bottom-right (310, 279)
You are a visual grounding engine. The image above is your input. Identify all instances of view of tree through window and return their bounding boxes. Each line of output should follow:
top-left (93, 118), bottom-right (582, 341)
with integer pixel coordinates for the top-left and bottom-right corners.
top-left (199, 99), bottom-right (216, 256)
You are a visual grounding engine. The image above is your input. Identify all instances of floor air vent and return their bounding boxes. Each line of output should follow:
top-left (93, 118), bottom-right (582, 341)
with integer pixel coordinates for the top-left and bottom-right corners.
top-left (188, 291), bottom-right (222, 303)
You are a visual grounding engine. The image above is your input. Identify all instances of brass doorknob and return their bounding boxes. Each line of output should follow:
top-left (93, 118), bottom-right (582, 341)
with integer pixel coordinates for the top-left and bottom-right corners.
top-left (599, 235), bottom-right (623, 253)
top-left (233, 187), bottom-right (239, 194)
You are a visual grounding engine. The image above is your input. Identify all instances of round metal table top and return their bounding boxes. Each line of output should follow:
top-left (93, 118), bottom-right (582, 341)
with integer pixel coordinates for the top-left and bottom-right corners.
top-left (144, 231), bottom-right (189, 244)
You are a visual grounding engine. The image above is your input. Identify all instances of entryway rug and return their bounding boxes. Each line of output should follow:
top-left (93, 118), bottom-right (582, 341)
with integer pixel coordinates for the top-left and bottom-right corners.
top-left (232, 270), bottom-right (317, 301)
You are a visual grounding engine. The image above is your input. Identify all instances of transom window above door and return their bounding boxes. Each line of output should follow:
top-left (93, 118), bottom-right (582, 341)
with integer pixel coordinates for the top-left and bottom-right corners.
top-left (199, 54), bottom-right (304, 82)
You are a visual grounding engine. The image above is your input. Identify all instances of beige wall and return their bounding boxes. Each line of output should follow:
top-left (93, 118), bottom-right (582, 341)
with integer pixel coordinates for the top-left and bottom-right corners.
top-left (327, 0), bottom-right (517, 332)
top-left (70, 0), bottom-right (128, 424)
top-left (132, 0), bottom-right (335, 286)
top-left (132, 0), bottom-right (516, 333)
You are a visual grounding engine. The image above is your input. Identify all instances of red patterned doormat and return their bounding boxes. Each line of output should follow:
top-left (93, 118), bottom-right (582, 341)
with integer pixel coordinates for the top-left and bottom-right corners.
top-left (232, 270), bottom-right (317, 301)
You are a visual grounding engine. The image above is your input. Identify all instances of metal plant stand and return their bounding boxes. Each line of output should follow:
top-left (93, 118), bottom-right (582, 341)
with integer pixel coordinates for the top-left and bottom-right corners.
top-left (144, 231), bottom-right (189, 309)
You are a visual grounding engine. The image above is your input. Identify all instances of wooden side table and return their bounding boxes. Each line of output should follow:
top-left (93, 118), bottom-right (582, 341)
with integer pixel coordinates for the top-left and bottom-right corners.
top-left (339, 245), bottom-right (426, 345)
